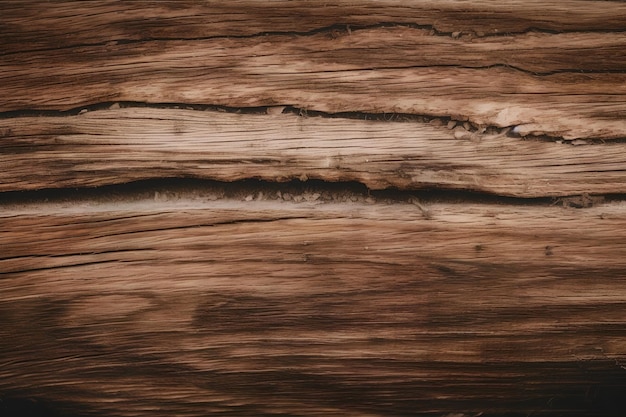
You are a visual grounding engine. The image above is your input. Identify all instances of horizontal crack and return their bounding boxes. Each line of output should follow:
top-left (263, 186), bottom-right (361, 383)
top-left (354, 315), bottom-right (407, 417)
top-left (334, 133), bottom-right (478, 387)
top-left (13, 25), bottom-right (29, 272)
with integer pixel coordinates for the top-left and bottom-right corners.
top-left (1, 177), bottom-right (614, 209)
top-left (2, 21), bottom-right (624, 59)
top-left (300, 63), bottom-right (626, 77)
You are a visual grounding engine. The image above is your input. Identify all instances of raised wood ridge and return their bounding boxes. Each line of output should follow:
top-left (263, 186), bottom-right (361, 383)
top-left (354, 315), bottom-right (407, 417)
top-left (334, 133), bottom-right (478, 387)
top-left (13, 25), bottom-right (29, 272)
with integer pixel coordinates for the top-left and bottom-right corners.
top-left (2, 107), bottom-right (626, 197)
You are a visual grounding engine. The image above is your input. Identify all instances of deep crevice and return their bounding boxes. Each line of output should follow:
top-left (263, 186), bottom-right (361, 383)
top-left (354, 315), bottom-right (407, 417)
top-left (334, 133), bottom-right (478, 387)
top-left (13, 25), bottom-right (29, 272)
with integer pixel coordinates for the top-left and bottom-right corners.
top-left (0, 177), bottom-right (611, 209)
top-left (3, 177), bottom-right (624, 211)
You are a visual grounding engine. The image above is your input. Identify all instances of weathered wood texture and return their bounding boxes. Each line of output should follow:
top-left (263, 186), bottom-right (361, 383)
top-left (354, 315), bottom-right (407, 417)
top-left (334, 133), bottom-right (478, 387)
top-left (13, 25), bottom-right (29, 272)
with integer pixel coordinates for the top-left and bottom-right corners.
top-left (2, 193), bottom-right (626, 416)
top-left (2, 1), bottom-right (626, 416)
top-left (2, 107), bottom-right (626, 197)
top-left (4, 0), bottom-right (626, 49)
top-left (1, 1), bottom-right (626, 139)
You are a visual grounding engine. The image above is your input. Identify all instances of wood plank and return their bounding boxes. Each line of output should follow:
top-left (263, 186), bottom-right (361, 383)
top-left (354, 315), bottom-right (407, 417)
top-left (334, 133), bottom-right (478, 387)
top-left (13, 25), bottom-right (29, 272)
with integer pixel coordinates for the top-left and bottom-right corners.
top-left (2, 107), bottom-right (626, 197)
top-left (2, 2), bottom-right (626, 415)
top-left (2, 0), bottom-right (626, 55)
top-left (2, 191), bottom-right (626, 416)
top-left (2, 21), bottom-right (625, 139)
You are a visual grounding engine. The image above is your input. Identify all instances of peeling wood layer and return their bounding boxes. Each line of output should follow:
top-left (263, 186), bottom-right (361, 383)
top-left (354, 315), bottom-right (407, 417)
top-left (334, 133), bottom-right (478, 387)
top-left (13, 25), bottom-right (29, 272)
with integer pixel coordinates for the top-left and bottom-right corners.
top-left (2, 107), bottom-right (626, 196)
top-left (2, 195), bottom-right (626, 416)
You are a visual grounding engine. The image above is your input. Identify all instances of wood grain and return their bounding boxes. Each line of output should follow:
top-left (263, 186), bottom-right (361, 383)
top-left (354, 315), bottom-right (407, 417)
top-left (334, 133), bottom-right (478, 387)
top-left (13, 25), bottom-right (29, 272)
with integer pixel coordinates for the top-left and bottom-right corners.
top-left (2, 4), bottom-right (625, 139)
top-left (3, 2), bottom-right (626, 415)
top-left (2, 107), bottom-right (626, 197)
top-left (2, 194), bottom-right (626, 416)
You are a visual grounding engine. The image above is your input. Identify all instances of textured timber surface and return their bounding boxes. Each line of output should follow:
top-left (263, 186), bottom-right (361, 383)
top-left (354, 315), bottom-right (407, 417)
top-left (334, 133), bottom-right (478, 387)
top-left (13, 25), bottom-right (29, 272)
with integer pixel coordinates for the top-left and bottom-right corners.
top-left (2, 1), bottom-right (626, 416)
top-left (2, 1), bottom-right (626, 139)
top-left (2, 188), bottom-right (626, 417)
top-left (3, 107), bottom-right (626, 197)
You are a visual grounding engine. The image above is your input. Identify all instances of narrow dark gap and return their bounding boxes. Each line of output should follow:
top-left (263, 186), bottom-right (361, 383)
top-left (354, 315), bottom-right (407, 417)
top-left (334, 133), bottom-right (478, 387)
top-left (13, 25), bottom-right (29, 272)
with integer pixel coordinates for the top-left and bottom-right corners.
top-left (0, 101), bottom-right (269, 119)
top-left (0, 177), bottom-right (593, 208)
top-left (4, 21), bottom-right (621, 59)
top-left (0, 100), bottom-right (461, 121)
top-left (84, 21), bottom-right (626, 42)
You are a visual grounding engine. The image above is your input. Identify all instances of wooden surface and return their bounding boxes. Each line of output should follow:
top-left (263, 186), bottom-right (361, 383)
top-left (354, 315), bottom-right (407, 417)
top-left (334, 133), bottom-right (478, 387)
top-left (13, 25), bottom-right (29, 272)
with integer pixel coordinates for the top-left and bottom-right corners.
top-left (2, 188), bottom-right (626, 416)
top-left (2, 1), bottom-right (626, 416)
top-left (2, 2), bottom-right (626, 139)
